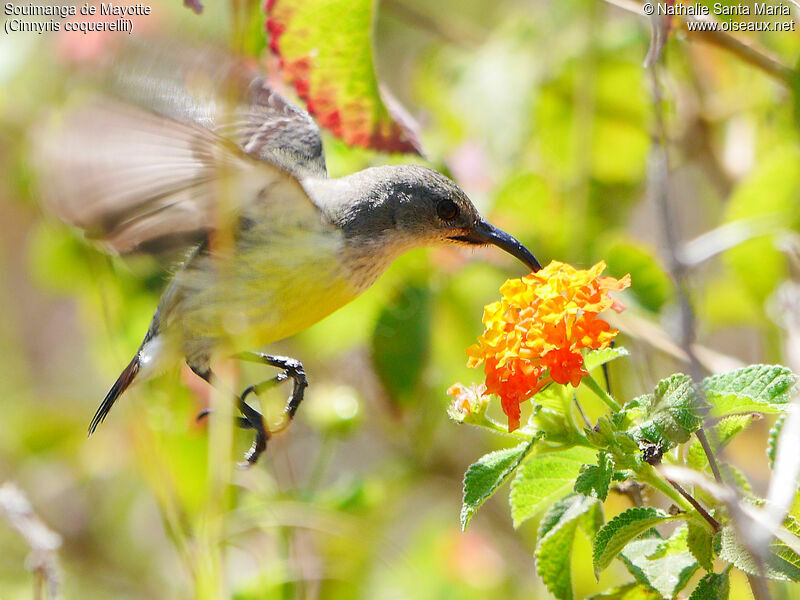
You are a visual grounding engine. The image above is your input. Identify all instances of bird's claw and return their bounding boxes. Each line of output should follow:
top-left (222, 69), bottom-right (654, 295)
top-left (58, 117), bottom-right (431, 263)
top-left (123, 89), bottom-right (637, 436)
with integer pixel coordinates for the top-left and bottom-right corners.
top-left (228, 353), bottom-right (308, 465)
top-left (237, 424), bottom-right (267, 469)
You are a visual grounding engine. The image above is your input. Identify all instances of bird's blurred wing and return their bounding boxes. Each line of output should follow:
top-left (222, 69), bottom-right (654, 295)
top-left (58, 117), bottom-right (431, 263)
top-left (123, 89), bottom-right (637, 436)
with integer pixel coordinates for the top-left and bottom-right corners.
top-left (112, 42), bottom-right (327, 178)
top-left (220, 78), bottom-right (327, 179)
top-left (35, 98), bottom-right (324, 254)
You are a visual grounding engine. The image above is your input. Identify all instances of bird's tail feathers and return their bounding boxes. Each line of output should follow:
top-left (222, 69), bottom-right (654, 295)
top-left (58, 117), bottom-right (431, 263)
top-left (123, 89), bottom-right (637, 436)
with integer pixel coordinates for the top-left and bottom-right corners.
top-left (89, 355), bottom-right (140, 435)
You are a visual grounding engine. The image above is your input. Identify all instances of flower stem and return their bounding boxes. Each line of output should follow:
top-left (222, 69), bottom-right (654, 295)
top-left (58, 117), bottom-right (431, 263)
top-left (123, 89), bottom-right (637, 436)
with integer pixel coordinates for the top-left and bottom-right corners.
top-left (469, 414), bottom-right (534, 439)
top-left (637, 464), bottom-right (692, 513)
top-left (665, 477), bottom-right (721, 532)
top-left (582, 375), bottom-right (622, 412)
top-left (695, 428), bottom-right (724, 484)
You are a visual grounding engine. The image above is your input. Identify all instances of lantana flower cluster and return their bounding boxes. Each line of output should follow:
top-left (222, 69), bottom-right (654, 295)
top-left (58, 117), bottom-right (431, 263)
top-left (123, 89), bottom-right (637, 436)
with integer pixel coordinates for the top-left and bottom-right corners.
top-left (458, 260), bottom-right (630, 432)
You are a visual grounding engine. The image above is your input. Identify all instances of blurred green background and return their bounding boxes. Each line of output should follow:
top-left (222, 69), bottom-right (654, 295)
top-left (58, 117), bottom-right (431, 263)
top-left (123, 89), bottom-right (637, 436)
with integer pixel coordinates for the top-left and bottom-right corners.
top-left (1, 0), bottom-right (799, 598)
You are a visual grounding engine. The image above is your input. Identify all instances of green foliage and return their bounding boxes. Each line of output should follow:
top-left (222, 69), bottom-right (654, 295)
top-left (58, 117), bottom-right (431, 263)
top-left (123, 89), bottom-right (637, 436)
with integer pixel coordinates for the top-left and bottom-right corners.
top-left (456, 356), bottom-right (800, 596)
top-left (584, 347), bottom-right (630, 373)
top-left (509, 446), bottom-right (595, 527)
top-left (717, 522), bottom-right (800, 582)
top-left (5, 0), bottom-right (800, 596)
top-left (592, 508), bottom-right (678, 576)
top-left (767, 413), bottom-right (786, 469)
top-left (633, 374), bottom-right (707, 447)
top-left (265, 0), bottom-right (421, 152)
top-left (687, 521), bottom-right (715, 572)
top-left (574, 452), bottom-right (614, 501)
top-left (688, 570), bottom-right (731, 600)
top-left (703, 364), bottom-right (796, 418)
top-left (619, 531), bottom-right (698, 599)
top-left (601, 239), bottom-right (672, 313)
top-left (588, 583), bottom-right (663, 600)
top-left (534, 494), bottom-right (599, 600)
top-left (370, 284), bottom-right (431, 403)
top-left (685, 414), bottom-right (757, 471)
top-left (723, 147), bottom-right (800, 303)
top-left (460, 438), bottom-right (537, 530)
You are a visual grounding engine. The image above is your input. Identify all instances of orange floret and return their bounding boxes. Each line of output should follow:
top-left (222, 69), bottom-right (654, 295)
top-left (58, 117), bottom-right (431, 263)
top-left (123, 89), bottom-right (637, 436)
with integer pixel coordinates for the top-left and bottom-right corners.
top-left (466, 261), bottom-right (630, 431)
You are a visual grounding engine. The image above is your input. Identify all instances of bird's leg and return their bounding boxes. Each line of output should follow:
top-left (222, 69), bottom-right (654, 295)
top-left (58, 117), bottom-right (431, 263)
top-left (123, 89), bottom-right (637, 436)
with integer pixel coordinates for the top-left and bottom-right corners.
top-left (190, 365), bottom-right (271, 466)
top-left (237, 352), bottom-right (308, 433)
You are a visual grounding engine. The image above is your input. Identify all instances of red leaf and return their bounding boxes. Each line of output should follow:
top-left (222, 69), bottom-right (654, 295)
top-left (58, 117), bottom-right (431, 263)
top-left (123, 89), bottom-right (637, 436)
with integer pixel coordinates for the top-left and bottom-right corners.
top-left (265, 0), bottom-right (423, 154)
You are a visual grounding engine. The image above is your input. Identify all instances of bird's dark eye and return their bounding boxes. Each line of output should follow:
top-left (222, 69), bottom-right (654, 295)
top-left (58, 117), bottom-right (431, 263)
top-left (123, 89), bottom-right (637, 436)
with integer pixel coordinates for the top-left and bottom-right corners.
top-left (436, 199), bottom-right (459, 221)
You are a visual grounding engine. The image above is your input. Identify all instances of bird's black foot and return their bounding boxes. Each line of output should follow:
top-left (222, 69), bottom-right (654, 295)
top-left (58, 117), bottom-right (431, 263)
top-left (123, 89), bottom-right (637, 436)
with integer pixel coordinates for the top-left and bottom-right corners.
top-left (238, 353), bottom-right (308, 430)
top-left (236, 397), bottom-right (268, 468)
top-left (194, 402), bottom-right (267, 467)
top-left (235, 354), bottom-right (308, 466)
top-left (190, 354), bottom-right (308, 466)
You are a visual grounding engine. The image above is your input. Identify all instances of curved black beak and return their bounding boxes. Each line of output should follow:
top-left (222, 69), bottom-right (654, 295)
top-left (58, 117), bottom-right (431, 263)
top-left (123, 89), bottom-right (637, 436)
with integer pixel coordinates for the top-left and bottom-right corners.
top-left (450, 220), bottom-right (542, 272)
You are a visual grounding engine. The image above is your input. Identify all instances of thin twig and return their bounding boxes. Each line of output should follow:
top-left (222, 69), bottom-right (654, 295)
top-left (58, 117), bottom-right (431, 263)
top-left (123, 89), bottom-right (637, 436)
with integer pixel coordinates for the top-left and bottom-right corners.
top-left (747, 574), bottom-right (772, 600)
top-left (684, 16), bottom-right (797, 87)
top-left (583, 374), bottom-right (623, 412)
top-left (647, 54), bottom-right (725, 486)
top-left (600, 0), bottom-right (797, 87)
top-left (695, 428), bottom-right (723, 483)
top-left (573, 396), bottom-right (592, 428)
top-left (612, 481), bottom-right (646, 507)
top-left (665, 477), bottom-right (721, 532)
top-left (381, 0), bottom-right (482, 47)
top-left (0, 483), bottom-right (62, 600)
top-left (645, 25), bottom-right (771, 600)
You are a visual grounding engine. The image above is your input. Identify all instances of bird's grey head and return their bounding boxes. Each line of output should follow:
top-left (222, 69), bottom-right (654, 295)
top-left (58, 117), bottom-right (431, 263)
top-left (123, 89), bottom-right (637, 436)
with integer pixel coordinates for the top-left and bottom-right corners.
top-left (307, 164), bottom-right (541, 272)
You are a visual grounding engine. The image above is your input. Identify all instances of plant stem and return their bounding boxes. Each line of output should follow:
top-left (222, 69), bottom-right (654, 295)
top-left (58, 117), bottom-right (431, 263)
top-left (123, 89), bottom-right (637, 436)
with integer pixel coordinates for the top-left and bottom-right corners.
top-left (573, 396), bottom-right (592, 428)
top-left (695, 428), bottom-right (724, 484)
top-left (583, 375), bottom-right (622, 412)
top-left (470, 414), bottom-right (535, 439)
top-left (746, 574), bottom-right (772, 600)
top-left (665, 477), bottom-right (721, 532)
top-left (639, 465), bottom-right (722, 533)
top-left (600, 0), bottom-right (796, 87)
top-left (638, 464), bottom-right (692, 512)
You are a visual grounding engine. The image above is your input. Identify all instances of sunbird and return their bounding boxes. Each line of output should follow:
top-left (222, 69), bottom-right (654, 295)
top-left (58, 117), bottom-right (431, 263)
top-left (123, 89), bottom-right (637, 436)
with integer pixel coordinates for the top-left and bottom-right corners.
top-left (37, 46), bottom-right (541, 465)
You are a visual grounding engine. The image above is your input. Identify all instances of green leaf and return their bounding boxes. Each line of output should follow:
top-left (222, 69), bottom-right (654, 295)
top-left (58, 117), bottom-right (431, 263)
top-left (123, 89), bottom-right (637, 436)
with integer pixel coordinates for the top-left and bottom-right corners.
top-left (687, 520), bottom-right (715, 572)
top-left (688, 569), bottom-right (731, 600)
top-left (719, 464), bottom-right (752, 495)
top-left (579, 500), bottom-right (606, 540)
top-left (602, 238), bottom-right (673, 313)
top-left (535, 495), bottom-right (598, 600)
top-left (584, 347), bottom-right (630, 373)
top-left (723, 147), bottom-right (800, 302)
top-left (588, 583), bottom-right (662, 600)
top-left (772, 515), bottom-right (800, 579)
top-left (717, 523), bottom-right (800, 581)
top-left (593, 507), bottom-right (678, 576)
top-left (574, 452), bottom-right (614, 501)
top-left (634, 374), bottom-right (707, 447)
top-left (767, 413), bottom-right (786, 469)
top-left (509, 446), bottom-right (596, 527)
top-left (647, 524), bottom-right (688, 559)
top-left (686, 414), bottom-right (758, 471)
top-left (703, 365), bottom-right (796, 419)
top-left (461, 439), bottom-right (536, 530)
top-left (620, 529), bottom-right (698, 598)
top-left (531, 384), bottom-right (572, 416)
top-left (266, 0), bottom-right (421, 153)
top-left (532, 407), bottom-right (585, 446)
top-left (370, 284), bottom-right (430, 405)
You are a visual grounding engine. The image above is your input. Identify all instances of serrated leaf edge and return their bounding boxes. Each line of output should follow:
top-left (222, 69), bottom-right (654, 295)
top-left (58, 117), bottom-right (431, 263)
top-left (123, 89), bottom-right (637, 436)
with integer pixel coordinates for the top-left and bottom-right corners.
top-left (593, 507), bottom-right (677, 576)
top-left (460, 438), bottom-right (536, 530)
